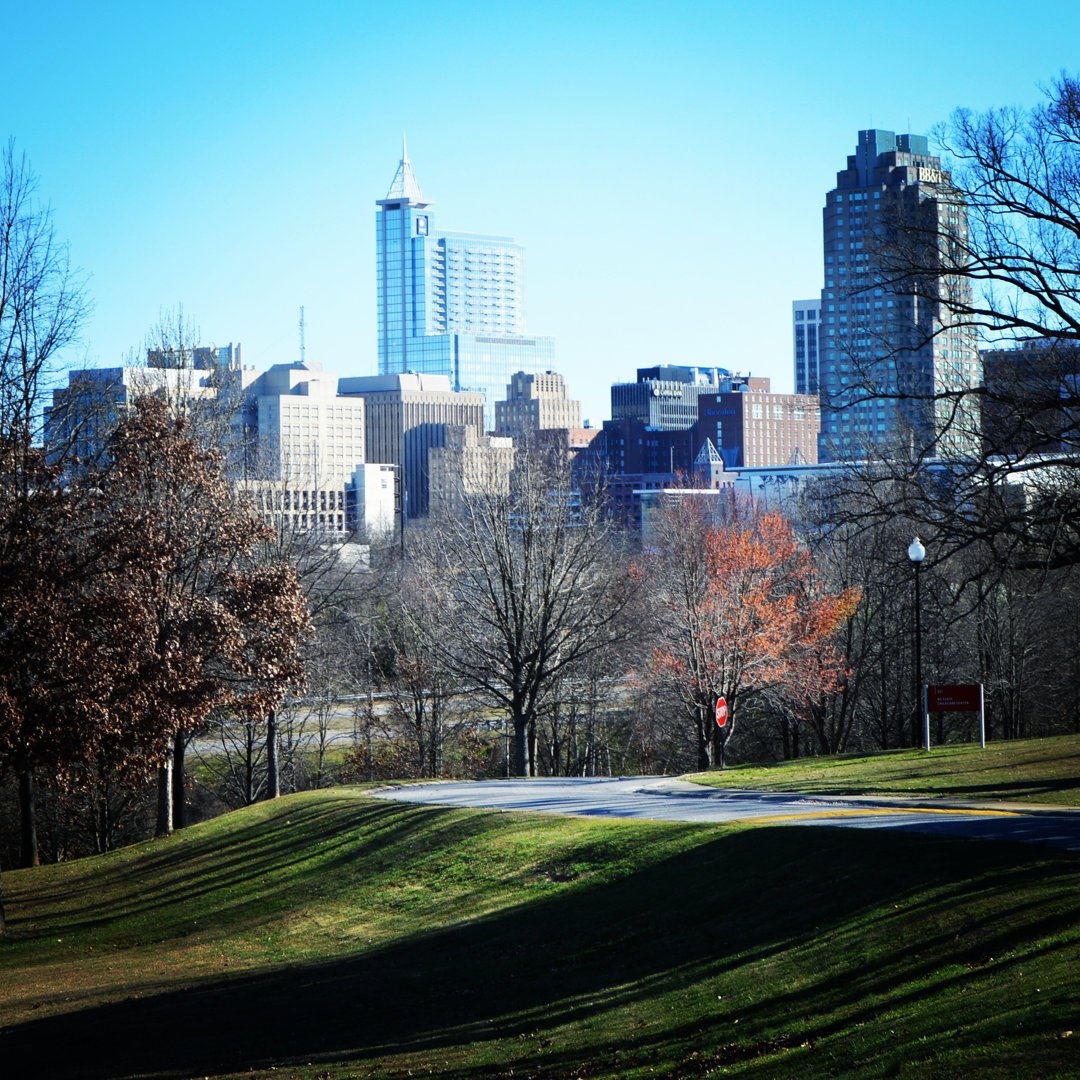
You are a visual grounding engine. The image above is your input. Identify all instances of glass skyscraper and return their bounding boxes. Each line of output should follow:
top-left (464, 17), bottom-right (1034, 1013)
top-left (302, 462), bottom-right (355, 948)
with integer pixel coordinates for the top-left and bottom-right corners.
top-left (376, 142), bottom-right (555, 430)
top-left (817, 130), bottom-right (980, 461)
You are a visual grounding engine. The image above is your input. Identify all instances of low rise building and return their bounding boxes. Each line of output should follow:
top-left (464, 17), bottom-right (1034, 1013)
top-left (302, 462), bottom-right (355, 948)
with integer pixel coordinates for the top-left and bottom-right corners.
top-left (338, 372), bottom-right (484, 519)
top-left (695, 387), bottom-right (820, 469)
top-left (495, 370), bottom-right (582, 441)
top-left (428, 425), bottom-right (515, 517)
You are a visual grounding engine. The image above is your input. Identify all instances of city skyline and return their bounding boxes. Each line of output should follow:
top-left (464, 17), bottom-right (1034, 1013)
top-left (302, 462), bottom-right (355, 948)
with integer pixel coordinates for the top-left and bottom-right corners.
top-left (7, 0), bottom-right (1079, 424)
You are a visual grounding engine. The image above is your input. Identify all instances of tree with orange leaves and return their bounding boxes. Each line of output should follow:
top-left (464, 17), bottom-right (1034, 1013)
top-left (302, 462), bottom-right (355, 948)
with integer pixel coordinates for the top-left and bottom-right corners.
top-left (647, 497), bottom-right (860, 769)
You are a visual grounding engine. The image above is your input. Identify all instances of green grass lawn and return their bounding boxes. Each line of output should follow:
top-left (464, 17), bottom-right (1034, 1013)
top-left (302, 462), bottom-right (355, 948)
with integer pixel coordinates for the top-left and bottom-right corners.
top-left (2, 786), bottom-right (1079, 1079)
top-left (691, 733), bottom-right (1080, 807)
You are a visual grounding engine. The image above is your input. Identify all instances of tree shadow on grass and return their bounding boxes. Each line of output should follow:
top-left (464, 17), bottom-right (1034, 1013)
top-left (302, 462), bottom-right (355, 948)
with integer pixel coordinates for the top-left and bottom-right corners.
top-left (8, 796), bottom-right (502, 944)
top-left (3, 820), bottom-right (1076, 1080)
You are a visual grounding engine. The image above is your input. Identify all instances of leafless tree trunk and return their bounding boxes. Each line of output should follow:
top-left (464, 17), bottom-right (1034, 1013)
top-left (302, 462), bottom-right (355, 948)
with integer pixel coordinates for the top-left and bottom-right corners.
top-left (156, 742), bottom-right (174, 838)
top-left (171, 732), bottom-right (186, 828)
top-left (266, 709), bottom-right (280, 799)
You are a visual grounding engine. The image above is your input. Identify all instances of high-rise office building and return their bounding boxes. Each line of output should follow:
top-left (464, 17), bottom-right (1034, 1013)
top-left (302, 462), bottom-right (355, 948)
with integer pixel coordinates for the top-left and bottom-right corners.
top-left (609, 365), bottom-right (759, 430)
top-left (817, 130), bottom-right (980, 461)
top-left (792, 299), bottom-right (820, 395)
top-left (375, 142), bottom-right (555, 430)
top-left (494, 370), bottom-right (582, 441)
top-left (338, 372), bottom-right (484, 519)
top-left (695, 386), bottom-right (820, 469)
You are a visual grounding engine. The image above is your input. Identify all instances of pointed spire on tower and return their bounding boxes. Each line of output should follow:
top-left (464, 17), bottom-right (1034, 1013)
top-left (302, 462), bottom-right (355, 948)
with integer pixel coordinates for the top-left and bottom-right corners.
top-left (694, 438), bottom-right (724, 467)
top-left (384, 133), bottom-right (428, 204)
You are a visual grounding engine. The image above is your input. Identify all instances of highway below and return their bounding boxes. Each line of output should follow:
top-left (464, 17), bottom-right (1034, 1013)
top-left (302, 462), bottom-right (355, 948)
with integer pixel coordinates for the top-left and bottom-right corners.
top-left (371, 775), bottom-right (1080, 852)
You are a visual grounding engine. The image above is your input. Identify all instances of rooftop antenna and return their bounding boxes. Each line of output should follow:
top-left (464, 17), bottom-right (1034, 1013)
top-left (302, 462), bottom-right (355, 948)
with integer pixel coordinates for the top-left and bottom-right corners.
top-left (299, 305), bottom-right (306, 366)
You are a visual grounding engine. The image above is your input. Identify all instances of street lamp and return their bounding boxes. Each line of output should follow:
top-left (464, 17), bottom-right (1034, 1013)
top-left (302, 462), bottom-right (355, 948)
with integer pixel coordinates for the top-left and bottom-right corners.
top-left (908, 537), bottom-right (926, 750)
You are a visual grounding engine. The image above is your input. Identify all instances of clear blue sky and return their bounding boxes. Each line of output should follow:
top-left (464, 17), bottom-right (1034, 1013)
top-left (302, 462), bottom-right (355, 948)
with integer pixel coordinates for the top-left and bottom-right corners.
top-left (8, 0), bottom-right (1079, 424)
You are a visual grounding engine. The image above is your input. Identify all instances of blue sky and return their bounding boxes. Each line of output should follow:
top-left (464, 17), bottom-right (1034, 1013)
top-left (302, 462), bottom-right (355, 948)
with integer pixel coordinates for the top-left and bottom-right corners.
top-left (8, 0), bottom-right (1079, 423)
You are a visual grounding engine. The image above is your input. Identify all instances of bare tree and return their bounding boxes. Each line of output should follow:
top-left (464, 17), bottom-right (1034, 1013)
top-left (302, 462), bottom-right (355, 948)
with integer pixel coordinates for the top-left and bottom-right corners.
top-left (378, 572), bottom-right (463, 777)
top-left (408, 450), bottom-right (641, 776)
top-left (0, 141), bottom-right (89, 460)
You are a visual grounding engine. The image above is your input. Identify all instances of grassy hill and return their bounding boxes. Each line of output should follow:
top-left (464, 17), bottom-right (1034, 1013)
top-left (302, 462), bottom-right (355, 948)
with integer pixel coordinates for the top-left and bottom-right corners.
top-left (1, 781), bottom-right (1079, 1078)
top-left (691, 733), bottom-right (1080, 806)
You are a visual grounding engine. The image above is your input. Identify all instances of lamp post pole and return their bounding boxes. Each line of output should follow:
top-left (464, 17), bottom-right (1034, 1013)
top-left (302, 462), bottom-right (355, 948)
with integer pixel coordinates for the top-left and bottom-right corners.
top-left (908, 537), bottom-right (926, 750)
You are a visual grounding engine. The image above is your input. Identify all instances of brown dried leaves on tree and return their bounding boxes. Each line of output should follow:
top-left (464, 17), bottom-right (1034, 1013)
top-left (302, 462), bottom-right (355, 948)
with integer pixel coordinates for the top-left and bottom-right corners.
top-left (0, 397), bottom-right (310, 854)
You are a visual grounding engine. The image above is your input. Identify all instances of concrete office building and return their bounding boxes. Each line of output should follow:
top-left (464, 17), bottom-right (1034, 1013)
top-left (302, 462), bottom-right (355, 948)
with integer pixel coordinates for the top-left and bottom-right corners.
top-left (45, 345), bottom-right (244, 467)
top-left (241, 362), bottom-right (365, 483)
top-left (494, 370), bottom-right (582, 441)
top-left (48, 350), bottom-right (391, 537)
top-left (428, 425), bottom-right (515, 518)
top-left (610, 365), bottom-right (762, 431)
top-left (348, 463), bottom-right (398, 539)
top-left (817, 130), bottom-right (980, 461)
top-left (338, 372), bottom-right (484, 519)
top-left (375, 141), bottom-right (555, 430)
top-left (240, 361), bottom-right (368, 535)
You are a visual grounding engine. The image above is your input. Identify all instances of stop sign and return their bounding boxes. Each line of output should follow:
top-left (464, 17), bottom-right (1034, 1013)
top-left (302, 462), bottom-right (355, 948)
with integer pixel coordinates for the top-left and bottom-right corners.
top-left (715, 696), bottom-right (728, 727)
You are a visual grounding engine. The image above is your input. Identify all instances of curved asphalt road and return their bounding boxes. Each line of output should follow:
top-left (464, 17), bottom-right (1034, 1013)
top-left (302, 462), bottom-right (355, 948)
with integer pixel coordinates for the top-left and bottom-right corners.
top-left (372, 775), bottom-right (1080, 852)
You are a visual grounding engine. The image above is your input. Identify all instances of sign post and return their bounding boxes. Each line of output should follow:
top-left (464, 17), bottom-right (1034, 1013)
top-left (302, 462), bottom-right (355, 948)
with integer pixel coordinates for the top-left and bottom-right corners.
top-left (980, 683), bottom-right (985, 749)
top-left (924, 683), bottom-right (930, 752)
top-left (925, 684), bottom-right (985, 749)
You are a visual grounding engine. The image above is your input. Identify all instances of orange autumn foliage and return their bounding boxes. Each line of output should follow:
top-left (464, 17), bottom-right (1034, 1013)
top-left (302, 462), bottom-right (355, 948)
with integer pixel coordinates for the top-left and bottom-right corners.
top-left (650, 505), bottom-right (860, 767)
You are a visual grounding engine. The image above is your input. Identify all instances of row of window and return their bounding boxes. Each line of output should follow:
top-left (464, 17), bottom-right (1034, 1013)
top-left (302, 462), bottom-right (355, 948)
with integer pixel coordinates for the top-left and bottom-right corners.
top-left (251, 488), bottom-right (347, 513)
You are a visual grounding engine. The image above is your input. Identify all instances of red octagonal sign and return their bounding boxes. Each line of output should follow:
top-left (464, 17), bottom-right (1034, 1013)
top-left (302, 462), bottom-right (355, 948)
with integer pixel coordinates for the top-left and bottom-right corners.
top-left (715, 697), bottom-right (728, 727)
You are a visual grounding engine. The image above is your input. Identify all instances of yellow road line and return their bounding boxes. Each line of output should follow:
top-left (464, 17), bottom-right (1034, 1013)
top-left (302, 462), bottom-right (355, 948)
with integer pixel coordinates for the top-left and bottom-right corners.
top-left (744, 807), bottom-right (1022, 823)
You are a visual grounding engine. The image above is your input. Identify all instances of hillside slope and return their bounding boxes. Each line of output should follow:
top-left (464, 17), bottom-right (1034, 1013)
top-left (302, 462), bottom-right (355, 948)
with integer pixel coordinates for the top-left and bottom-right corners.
top-left (1, 788), bottom-right (1078, 1079)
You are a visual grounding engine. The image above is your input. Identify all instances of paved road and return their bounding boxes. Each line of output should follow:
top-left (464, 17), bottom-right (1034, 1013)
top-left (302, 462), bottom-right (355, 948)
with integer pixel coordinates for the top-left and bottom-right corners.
top-left (371, 775), bottom-right (1080, 852)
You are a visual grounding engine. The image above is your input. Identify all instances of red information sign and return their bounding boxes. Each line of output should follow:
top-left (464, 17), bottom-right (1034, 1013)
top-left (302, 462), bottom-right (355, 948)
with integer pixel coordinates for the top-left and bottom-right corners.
top-left (715, 697), bottom-right (728, 727)
top-left (927, 684), bottom-right (982, 712)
